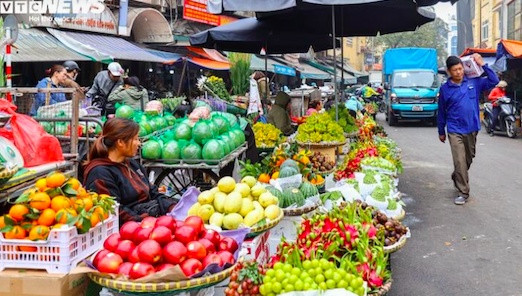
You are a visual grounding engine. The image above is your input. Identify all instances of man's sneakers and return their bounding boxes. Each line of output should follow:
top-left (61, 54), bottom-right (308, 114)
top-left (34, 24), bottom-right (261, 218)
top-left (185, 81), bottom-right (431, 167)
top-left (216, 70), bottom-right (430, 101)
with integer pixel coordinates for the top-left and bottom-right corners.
top-left (454, 196), bottom-right (467, 205)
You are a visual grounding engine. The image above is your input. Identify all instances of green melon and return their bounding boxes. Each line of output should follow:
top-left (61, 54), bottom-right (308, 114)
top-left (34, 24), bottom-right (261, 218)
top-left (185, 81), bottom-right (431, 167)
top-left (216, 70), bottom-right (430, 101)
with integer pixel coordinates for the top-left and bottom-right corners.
top-left (202, 139), bottom-right (225, 160)
top-left (115, 105), bottom-right (135, 119)
top-left (162, 140), bottom-right (181, 164)
top-left (192, 121), bottom-right (213, 145)
top-left (217, 139), bottom-right (230, 155)
top-left (175, 123), bottom-right (192, 140)
top-left (142, 140), bottom-right (162, 159)
top-left (164, 114), bottom-right (176, 126)
top-left (181, 142), bottom-right (202, 160)
top-left (212, 115), bottom-right (230, 135)
top-left (220, 133), bottom-right (236, 153)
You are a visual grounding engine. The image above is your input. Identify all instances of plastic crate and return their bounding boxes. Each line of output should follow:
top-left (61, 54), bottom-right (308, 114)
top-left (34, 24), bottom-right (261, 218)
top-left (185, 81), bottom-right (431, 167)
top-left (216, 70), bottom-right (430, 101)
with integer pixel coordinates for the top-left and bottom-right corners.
top-left (0, 209), bottom-right (118, 274)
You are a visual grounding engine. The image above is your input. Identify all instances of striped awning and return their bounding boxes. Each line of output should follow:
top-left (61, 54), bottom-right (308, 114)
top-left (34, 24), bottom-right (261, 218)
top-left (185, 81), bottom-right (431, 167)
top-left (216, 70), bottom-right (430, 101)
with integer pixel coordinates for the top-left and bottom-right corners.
top-left (7, 28), bottom-right (90, 62)
top-left (47, 28), bottom-right (167, 63)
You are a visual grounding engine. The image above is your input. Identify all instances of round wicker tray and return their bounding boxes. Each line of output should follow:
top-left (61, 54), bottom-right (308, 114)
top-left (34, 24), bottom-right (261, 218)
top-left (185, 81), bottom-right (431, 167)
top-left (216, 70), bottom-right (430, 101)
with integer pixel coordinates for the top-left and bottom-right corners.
top-left (368, 278), bottom-right (393, 296)
top-left (282, 202), bottom-right (319, 216)
top-left (89, 263), bottom-right (236, 295)
top-left (384, 228), bottom-right (410, 254)
top-left (247, 209), bottom-right (284, 238)
top-left (314, 168), bottom-right (335, 176)
top-left (297, 140), bottom-right (347, 148)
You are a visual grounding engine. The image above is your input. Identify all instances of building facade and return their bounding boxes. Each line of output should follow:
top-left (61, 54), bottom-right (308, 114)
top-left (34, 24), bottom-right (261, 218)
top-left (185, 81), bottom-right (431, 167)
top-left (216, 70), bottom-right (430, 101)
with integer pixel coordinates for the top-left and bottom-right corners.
top-left (447, 18), bottom-right (458, 56)
top-left (467, 0), bottom-right (521, 50)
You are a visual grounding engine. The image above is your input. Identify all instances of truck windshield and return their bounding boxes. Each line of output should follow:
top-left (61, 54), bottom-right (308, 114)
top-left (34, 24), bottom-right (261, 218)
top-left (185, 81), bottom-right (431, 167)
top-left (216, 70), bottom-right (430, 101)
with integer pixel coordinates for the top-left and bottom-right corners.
top-left (392, 71), bottom-right (438, 88)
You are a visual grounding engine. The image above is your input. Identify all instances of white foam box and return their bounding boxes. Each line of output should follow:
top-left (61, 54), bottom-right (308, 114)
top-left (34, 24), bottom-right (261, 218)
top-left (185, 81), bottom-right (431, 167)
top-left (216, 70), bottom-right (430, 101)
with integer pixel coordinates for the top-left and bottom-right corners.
top-left (241, 230), bottom-right (271, 265)
top-left (267, 215), bottom-right (305, 255)
top-left (461, 55), bottom-right (484, 78)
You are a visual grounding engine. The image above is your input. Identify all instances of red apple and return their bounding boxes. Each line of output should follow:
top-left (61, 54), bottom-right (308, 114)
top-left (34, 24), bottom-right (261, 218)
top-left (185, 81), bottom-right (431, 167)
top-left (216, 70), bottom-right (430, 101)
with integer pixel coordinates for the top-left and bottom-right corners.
top-left (115, 240), bottom-right (136, 260)
top-left (155, 216), bottom-right (176, 232)
top-left (218, 237), bottom-right (238, 253)
top-left (217, 250), bottom-right (235, 266)
top-left (128, 247), bottom-right (140, 263)
top-left (201, 229), bottom-right (221, 247)
top-left (202, 253), bottom-right (223, 268)
top-left (133, 227), bottom-right (153, 244)
top-left (103, 233), bottom-right (121, 252)
top-left (117, 262), bottom-right (134, 276)
top-left (180, 258), bottom-right (203, 277)
top-left (186, 241), bottom-right (207, 260)
top-left (141, 217), bottom-right (157, 229)
top-left (92, 249), bottom-right (110, 268)
top-left (137, 240), bottom-right (162, 264)
top-left (174, 225), bottom-right (198, 245)
top-left (120, 221), bottom-right (140, 241)
top-left (149, 226), bottom-right (173, 246)
top-left (155, 263), bottom-right (176, 272)
top-left (198, 238), bottom-right (215, 253)
top-left (163, 241), bottom-right (187, 265)
top-left (129, 262), bottom-right (155, 279)
top-left (96, 252), bottom-right (123, 274)
top-left (184, 216), bottom-right (204, 234)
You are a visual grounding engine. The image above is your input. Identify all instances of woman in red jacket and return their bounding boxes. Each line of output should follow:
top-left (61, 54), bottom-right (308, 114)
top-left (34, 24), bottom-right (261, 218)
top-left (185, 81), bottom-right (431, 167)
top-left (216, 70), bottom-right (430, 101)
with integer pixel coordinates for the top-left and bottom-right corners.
top-left (487, 80), bottom-right (507, 136)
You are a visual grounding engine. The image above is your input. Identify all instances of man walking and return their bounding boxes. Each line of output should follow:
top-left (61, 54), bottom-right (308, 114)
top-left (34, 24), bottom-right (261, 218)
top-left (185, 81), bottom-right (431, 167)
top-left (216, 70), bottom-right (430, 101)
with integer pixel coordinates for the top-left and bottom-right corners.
top-left (438, 54), bottom-right (499, 205)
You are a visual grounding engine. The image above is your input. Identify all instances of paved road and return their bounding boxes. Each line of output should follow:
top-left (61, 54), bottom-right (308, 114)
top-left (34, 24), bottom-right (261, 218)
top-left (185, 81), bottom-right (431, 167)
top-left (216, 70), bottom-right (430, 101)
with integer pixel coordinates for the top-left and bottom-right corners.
top-left (382, 114), bottom-right (522, 296)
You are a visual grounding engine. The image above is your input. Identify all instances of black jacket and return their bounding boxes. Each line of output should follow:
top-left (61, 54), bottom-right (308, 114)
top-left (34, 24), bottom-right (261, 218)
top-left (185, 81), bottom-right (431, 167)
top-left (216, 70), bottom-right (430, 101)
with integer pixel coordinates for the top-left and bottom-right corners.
top-left (84, 158), bottom-right (165, 222)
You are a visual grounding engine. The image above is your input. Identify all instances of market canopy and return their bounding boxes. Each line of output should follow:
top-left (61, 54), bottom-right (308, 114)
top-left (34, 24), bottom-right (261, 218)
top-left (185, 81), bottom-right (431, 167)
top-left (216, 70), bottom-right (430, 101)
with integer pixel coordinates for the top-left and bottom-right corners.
top-left (47, 28), bottom-right (167, 63)
top-left (190, 17), bottom-right (340, 54)
top-left (209, 0), bottom-right (456, 14)
top-left (7, 28), bottom-right (90, 62)
top-left (495, 39), bottom-right (522, 72)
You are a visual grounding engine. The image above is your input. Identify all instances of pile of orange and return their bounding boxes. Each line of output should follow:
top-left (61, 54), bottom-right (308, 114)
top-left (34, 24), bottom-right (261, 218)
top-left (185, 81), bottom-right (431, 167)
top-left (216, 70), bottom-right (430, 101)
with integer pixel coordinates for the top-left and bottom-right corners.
top-left (0, 172), bottom-right (115, 245)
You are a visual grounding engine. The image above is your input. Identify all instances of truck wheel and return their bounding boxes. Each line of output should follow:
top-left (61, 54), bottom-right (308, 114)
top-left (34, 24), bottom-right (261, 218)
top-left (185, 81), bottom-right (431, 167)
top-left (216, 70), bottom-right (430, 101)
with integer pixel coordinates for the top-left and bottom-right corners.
top-left (388, 110), bottom-right (397, 126)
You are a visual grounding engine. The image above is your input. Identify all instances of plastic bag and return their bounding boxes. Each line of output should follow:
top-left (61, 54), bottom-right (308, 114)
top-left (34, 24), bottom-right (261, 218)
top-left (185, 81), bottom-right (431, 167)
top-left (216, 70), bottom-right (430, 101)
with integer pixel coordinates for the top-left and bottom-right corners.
top-left (270, 174), bottom-right (303, 191)
top-left (0, 113), bottom-right (64, 167)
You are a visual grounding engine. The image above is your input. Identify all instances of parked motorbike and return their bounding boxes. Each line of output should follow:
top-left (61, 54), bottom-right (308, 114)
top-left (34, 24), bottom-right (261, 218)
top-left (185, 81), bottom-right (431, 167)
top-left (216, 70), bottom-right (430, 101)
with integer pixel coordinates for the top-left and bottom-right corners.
top-left (483, 96), bottom-right (518, 138)
top-left (362, 94), bottom-right (386, 113)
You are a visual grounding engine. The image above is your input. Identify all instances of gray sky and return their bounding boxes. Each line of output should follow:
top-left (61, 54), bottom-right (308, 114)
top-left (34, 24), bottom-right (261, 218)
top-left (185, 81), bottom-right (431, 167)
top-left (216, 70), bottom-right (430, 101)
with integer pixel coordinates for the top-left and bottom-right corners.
top-left (434, 2), bottom-right (456, 23)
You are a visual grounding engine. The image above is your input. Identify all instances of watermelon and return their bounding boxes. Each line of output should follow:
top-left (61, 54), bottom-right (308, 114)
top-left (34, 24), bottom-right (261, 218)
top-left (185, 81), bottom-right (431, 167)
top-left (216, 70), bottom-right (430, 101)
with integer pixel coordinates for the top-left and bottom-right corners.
top-left (162, 140), bottom-right (181, 164)
top-left (115, 105), bottom-right (135, 119)
top-left (175, 123), bottom-right (192, 140)
top-left (202, 139), bottom-right (225, 160)
top-left (142, 140), bottom-right (162, 159)
top-left (281, 159), bottom-right (299, 171)
top-left (299, 182), bottom-right (319, 198)
top-left (192, 121), bottom-right (213, 145)
top-left (181, 142), bottom-right (202, 160)
top-left (212, 115), bottom-right (230, 135)
top-left (282, 188), bottom-right (305, 207)
top-left (279, 166), bottom-right (299, 178)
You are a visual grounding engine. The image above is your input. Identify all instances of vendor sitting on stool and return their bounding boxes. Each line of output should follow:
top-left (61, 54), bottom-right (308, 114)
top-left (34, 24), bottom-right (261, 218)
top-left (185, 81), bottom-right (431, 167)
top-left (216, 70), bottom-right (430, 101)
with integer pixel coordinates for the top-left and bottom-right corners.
top-left (267, 91), bottom-right (295, 136)
top-left (83, 118), bottom-right (176, 223)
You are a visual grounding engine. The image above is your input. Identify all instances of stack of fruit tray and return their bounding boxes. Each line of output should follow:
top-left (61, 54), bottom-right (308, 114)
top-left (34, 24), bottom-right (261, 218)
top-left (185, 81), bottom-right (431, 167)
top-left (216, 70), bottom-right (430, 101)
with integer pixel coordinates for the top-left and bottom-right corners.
top-left (0, 206), bottom-right (118, 274)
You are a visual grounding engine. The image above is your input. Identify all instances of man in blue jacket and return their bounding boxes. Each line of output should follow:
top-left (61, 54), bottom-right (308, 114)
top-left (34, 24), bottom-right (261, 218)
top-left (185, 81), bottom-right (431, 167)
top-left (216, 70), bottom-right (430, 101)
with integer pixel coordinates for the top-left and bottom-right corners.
top-left (438, 54), bottom-right (499, 205)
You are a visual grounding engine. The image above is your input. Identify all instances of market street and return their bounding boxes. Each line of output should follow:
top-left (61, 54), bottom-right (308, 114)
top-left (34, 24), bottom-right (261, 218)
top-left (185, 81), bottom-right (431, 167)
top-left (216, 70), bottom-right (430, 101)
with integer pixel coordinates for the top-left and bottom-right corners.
top-left (382, 115), bottom-right (522, 295)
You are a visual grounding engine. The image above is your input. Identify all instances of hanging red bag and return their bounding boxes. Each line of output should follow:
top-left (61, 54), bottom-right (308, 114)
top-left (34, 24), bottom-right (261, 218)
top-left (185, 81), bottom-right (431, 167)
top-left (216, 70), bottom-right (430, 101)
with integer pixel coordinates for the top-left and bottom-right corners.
top-left (0, 100), bottom-right (64, 167)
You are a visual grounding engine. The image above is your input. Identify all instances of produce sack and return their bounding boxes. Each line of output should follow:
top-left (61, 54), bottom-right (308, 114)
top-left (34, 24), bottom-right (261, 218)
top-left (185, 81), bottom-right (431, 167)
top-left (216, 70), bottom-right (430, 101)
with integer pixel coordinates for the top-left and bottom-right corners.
top-left (0, 112), bottom-right (63, 167)
top-left (211, 113), bottom-right (230, 135)
top-left (174, 122), bottom-right (192, 140)
top-left (141, 137), bottom-right (162, 160)
top-left (269, 174), bottom-right (303, 192)
top-left (162, 140), bottom-right (181, 164)
top-left (202, 139), bottom-right (225, 161)
top-left (145, 100), bottom-right (163, 116)
top-left (189, 106), bottom-right (211, 123)
top-left (385, 198), bottom-right (403, 219)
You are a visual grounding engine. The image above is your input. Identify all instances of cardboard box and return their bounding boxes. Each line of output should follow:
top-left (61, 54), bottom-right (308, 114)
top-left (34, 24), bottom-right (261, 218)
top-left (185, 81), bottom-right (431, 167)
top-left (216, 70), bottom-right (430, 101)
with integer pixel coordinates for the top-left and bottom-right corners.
top-left (0, 269), bottom-right (88, 296)
top-left (241, 231), bottom-right (271, 264)
top-left (461, 55), bottom-right (484, 78)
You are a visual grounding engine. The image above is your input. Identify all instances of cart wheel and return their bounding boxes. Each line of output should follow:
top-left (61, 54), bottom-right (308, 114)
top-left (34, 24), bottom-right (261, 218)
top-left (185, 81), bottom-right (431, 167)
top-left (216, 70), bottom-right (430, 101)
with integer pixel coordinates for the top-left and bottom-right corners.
top-left (154, 169), bottom-right (220, 199)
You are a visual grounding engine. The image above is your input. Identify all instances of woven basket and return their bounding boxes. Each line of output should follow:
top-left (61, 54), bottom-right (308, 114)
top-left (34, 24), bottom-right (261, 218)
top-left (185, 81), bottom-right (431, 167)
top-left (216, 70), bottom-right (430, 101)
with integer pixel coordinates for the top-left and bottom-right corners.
top-left (384, 227), bottom-right (410, 254)
top-left (296, 140), bottom-right (347, 148)
top-left (368, 278), bottom-right (393, 296)
top-left (282, 202), bottom-right (319, 216)
top-left (89, 263), bottom-right (236, 295)
top-left (247, 210), bottom-right (284, 238)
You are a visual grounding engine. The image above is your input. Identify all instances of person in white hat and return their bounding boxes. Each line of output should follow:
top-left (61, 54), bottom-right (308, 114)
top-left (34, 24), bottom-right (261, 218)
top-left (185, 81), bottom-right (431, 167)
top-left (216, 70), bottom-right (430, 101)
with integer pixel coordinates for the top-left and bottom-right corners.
top-left (487, 80), bottom-right (508, 136)
top-left (86, 62), bottom-right (124, 114)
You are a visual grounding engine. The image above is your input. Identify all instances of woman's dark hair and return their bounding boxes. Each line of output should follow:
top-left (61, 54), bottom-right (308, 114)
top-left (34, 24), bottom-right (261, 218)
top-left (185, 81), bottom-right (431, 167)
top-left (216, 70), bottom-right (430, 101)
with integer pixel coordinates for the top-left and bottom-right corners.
top-left (45, 65), bottom-right (65, 77)
top-left (124, 76), bottom-right (143, 91)
top-left (174, 101), bottom-right (193, 118)
top-left (308, 101), bottom-right (320, 109)
top-left (87, 118), bottom-right (139, 162)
